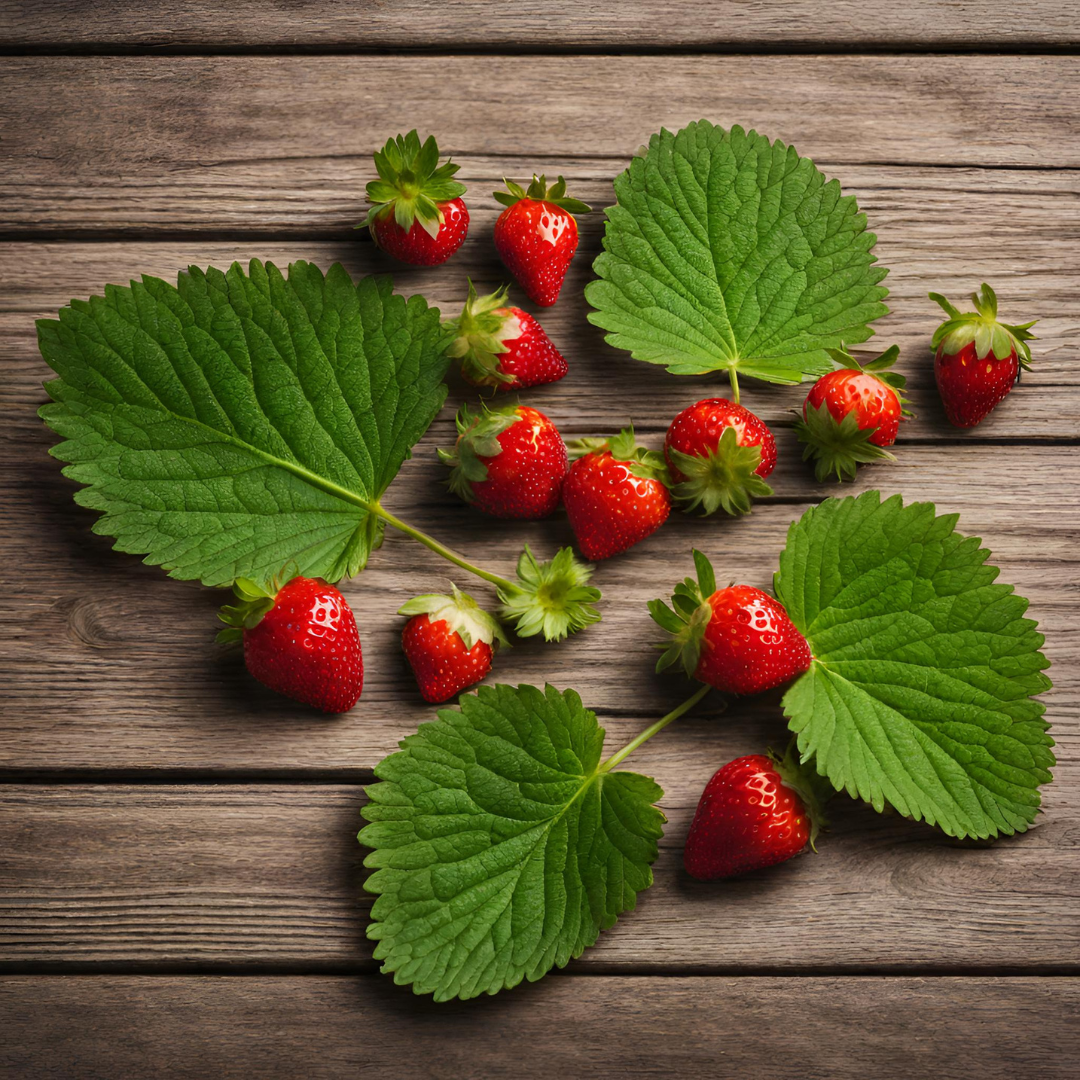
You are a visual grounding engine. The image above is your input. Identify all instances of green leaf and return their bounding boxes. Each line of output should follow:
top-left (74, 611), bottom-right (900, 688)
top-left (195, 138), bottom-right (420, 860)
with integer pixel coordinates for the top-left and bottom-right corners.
top-left (775, 491), bottom-right (1054, 839)
top-left (38, 260), bottom-right (452, 587)
top-left (585, 121), bottom-right (890, 384)
top-left (359, 684), bottom-right (665, 1001)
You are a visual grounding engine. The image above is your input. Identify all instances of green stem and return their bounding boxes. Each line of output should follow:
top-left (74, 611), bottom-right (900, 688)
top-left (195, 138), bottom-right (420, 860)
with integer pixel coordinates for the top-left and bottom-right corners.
top-left (600, 683), bottom-right (714, 772)
top-left (729, 367), bottom-right (741, 405)
top-left (372, 503), bottom-right (516, 591)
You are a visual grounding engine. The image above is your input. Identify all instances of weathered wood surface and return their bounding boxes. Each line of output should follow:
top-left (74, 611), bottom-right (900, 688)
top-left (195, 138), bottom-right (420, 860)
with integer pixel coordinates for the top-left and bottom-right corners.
top-left (2, 976), bottom-right (1077, 1080)
top-left (2, 784), bottom-right (1077, 968)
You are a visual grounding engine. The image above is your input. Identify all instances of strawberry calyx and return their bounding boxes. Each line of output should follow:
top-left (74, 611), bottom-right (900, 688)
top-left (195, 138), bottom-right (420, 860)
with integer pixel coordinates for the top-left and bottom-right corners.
top-left (398, 584), bottom-right (509, 651)
top-left (668, 426), bottom-right (773, 517)
top-left (769, 740), bottom-right (835, 851)
top-left (648, 549), bottom-right (718, 678)
top-left (566, 425), bottom-right (671, 486)
top-left (498, 545), bottom-right (602, 641)
top-left (930, 282), bottom-right (1037, 369)
top-left (437, 401), bottom-right (521, 502)
top-left (444, 279), bottom-right (520, 386)
top-left (360, 130), bottom-right (467, 241)
top-left (493, 174), bottom-right (591, 215)
top-left (215, 565), bottom-right (301, 643)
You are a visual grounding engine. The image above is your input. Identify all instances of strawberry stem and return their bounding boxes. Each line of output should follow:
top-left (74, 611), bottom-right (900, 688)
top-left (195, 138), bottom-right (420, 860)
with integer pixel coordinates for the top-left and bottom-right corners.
top-left (729, 368), bottom-right (740, 405)
top-left (600, 683), bottom-right (714, 772)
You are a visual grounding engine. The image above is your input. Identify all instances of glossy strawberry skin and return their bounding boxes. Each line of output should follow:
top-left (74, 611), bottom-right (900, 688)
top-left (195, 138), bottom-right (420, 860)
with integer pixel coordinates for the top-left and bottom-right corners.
top-left (371, 197), bottom-right (469, 266)
top-left (469, 406), bottom-right (568, 519)
top-left (494, 199), bottom-right (579, 306)
top-left (462, 306), bottom-right (568, 392)
top-left (402, 613), bottom-right (493, 704)
top-left (696, 586), bottom-right (812, 695)
top-left (935, 340), bottom-right (1019, 428)
top-left (562, 452), bottom-right (671, 561)
top-left (665, 398), bottom-right (777, 480)
top-left (242, 577), bottom-right (363, 713)
top-left (804, 369), bottom-right (902, 447)
top-left (684, 755), bottom-right (811, 880)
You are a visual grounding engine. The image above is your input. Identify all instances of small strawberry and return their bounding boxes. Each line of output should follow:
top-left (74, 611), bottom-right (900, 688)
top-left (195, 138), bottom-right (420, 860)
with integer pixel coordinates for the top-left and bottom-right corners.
top-left (562, 426), bottom-right (672, 561)
top-left (217, 573), bottom-right (363, 713)
top-left (359, 130), bottom-right (468, 266)
top-left (446, 280), bottom-right (568, 391)
top-left (438, 402), bottom-right (568, 519)
top-left (399, 586), bottom-right (508, 703)
top-left (794, 345), bottom-right (909, 481)
top-left (650, 550), bottom-right (812, 695)
top-left (493, 175), bottom-right (591, 306)
top-left (664, 398), bottom-right (776, 516)
top-left (684, 747), bottom-right (829, 881)
top-left (930, 283), bottom-right (1037, 427)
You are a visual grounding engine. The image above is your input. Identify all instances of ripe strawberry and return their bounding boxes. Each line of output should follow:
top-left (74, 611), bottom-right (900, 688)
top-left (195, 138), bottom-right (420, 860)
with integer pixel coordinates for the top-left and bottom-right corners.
top-left (446, 279), bottom-right (568, 391)
top-left (794, 345), bottom-right (909, 481)
top-left (217, 573), bottom-right (363, 713)
top-left (664, 398), bottom-right (776, 516)
top-left (493, 175), bottom-right (591, 306)
top-left (562, 426), bottom-right (672, 561)
top-left (399, 586), bottom-right (508, 703)
top-left (930, 283), bottom-right (1037, 427)
top-left (438, 402), bottom-right (567, 519)
top-left (684, 749), bottom-right (828, 881)
top-left (359, 130), bottom-right (469, 266)
top-left (650, 550), bottom-right (812, 695)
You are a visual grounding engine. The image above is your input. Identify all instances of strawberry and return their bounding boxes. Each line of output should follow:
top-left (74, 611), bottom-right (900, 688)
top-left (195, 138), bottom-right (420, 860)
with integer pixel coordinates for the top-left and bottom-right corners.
top-left (650, 550), bottom-right (812, 695)
top-left (217, 573), bottom-right (363, 713)
top-left (562, 426), bottom-right (672, 561)
top-left (794, 345), bottom-right (909, 481)
top-left (399, 586), bottom-right (508, 703)
top-left (664, 398), bottom-right (776, 516)
top-left (493, 175), bottom-right (591, 306)
top-left (930, 283), bottom-right (1037, 427)
top-left (684, 748), bottom-right (828, 881)
top-left (446, 280), bottom-right (568, 391)
top-left (359, 130), bottom-right (469, 266)
top-left (439, 402), bottom-right (568, 519)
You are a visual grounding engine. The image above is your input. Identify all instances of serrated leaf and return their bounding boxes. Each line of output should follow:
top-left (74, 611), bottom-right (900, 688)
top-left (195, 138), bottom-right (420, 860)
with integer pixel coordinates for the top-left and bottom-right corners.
top-left (775, 491), bottom-right (1054, 839)
top-left (359, 683), bottom-right (665, 1001)
top-left (38, 260), bottom-right (451, 587)
top-left (585, 121), bottom-right (889, 384)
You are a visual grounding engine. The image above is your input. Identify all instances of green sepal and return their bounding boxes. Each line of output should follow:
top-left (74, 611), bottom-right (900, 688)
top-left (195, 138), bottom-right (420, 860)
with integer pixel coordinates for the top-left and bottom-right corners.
top-left (648, 549), bottom-right (716, 678)
top-left (499, 545), bottom-right (602, 642)
top-left (398, 584), bottom-right (509, 650)
top-left (668, 426), bottom-right (773, 517)
top-left (493, 174), bottom-right (591, 215)
top-left (566, 425), bottom-right (671, 487)
top-left (770, 740), bottom-right (835, 851)
top-left (360, 130), bottom-right (467, 240)
top-left (215, 567), bottom-right (299, 643)
top-left (437, 401), bottom-right (521, 502)
top-left (930, 283), bottom-right (1037, 369)
top-left (444, 279), bottom-right (518, 386)
top-left (793, 401), bottom-right (896, 483)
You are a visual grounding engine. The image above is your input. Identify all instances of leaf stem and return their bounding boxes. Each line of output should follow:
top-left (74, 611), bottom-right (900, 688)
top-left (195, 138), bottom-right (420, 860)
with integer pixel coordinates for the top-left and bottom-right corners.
top-left (600, 682), bottom-right (714, 772)
top-left (729, 367), bottom-right (741, 405)
top-left (371, 503), bottom-right (516, 591)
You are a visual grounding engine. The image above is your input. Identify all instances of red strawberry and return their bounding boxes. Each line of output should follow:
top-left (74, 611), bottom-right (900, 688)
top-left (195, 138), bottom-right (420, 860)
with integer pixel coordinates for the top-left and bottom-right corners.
top-left (360, 130), bottom-right (469, 266)
top-left (399, 586), bottom-right (508, 703)
top-left (439, 402), bottom-right (567, 519)
top-left (650, 550), bottom-right (812, 695)
top-left (493, 175), bottom-right (591, 306)
top-left (217, 573), bottom-right (363, 713)
top-left (665, 398), bottom-right (776, 516)
top-left (446, 280), bottom-right (568, 391)
top-left (794, 345), bottom-right (909, 481)
top-left (684, 749), bottom-right (828, 880)
top-left (562, 426), bottom-right (672, 561)
top-left (930, 283), bottom-right (1037, 427)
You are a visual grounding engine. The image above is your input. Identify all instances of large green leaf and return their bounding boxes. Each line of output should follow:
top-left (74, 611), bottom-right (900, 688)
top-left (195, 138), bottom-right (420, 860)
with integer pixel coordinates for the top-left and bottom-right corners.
top-left (775, 491), bottom-right (1054, 839)
top-left (359, 684), bottom-right (665, 1001)
top-left (38, 260), bottom-right (451, 586)
top-left (585, 121), bottom-right (889, 384)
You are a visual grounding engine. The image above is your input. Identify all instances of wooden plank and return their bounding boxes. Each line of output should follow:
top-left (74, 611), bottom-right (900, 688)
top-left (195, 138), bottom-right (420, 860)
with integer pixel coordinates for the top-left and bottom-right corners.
top-left (1, 780), bottom-right (1077, 968)
top-left (3, 1), bottom-right (1078, 50)
top-left (2, 975), bottom-right (1077, 1080)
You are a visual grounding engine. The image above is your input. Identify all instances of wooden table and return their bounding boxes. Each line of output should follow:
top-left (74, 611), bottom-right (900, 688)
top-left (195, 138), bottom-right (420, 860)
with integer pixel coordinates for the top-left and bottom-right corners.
top-left (2, 4), bottom-right (1078, 1076)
